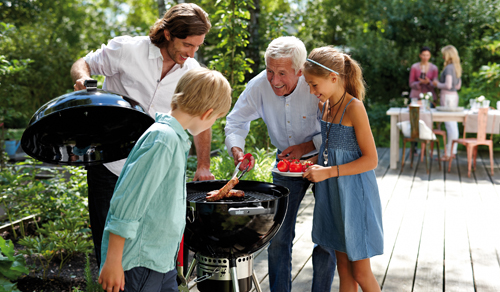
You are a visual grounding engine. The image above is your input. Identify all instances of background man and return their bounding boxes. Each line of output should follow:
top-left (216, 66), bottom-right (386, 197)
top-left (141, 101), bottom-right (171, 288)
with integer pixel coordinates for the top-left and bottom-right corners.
top-left (70, 3), bottom-right (213, 266)
top-left (225, 36), bottom-right (336, 292)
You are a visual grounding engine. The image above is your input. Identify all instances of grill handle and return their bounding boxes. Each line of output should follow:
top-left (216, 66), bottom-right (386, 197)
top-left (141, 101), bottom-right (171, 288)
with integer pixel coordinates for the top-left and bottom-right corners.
top-left (187, 205), bottom-right (195, 223)
top-left (228, 206), bottom-right (272, 216)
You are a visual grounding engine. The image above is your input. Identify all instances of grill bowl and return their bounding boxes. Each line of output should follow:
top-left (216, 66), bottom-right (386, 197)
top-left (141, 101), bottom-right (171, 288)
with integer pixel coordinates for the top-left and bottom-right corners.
top-left (184, 180), bottom-right (289, 257)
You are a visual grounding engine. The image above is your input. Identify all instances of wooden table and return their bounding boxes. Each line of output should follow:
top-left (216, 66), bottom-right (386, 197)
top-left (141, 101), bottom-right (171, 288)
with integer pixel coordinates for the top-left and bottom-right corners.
top-left (386, 107), bottom-right (500, 169)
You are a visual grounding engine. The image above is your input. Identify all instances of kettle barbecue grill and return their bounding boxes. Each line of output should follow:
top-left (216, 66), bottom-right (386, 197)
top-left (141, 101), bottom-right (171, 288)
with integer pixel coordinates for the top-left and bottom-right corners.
top-left (183, 180), bottom-right (289, 292)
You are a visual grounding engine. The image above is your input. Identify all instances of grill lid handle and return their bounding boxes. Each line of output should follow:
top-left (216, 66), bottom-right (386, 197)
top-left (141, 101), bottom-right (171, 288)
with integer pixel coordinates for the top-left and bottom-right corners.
top-left (84, 79), bottom-right (98, 92)
top-left (228, 206), bottom-right (273, 216)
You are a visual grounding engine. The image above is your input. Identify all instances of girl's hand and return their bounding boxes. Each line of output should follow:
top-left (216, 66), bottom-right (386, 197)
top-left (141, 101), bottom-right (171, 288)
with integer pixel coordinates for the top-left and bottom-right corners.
top-left (303, 164), bottom-right (332, 183)
top-left (99, 261), bottom-right (125, 292)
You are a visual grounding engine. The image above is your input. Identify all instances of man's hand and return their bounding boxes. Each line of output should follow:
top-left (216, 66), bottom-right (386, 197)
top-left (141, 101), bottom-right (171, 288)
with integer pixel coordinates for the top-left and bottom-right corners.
top-left (73, 77), bottom-right (92, 91)
top-left (74, 77), bottom-right (93, 91)
top-left (193, 166), bottom-right (215, 181)
top-left (98, 260), bottom-right (125, 292)
top-left (231, 147), bottom-right (255, 171)
top-left (71, 58), bottom-right (92, 91)
top-left (277, 144), bottom-right (308, 161)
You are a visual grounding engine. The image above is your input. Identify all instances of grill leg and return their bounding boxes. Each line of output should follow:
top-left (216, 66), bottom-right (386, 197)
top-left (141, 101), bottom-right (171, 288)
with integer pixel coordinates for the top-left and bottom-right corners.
top-left (252, 270), bottom-right (262, 292)
top-left (229, 258), bottom-right (240, 292)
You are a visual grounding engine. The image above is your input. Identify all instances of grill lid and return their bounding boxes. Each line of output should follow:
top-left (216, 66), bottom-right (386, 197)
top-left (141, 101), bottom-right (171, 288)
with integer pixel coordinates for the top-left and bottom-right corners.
top-left (21, 81), bottom-right (154, 166)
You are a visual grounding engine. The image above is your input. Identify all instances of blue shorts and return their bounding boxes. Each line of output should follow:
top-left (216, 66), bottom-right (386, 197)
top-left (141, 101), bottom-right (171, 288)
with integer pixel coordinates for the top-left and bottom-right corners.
top-left (124, 267), bottom-right (177, 292)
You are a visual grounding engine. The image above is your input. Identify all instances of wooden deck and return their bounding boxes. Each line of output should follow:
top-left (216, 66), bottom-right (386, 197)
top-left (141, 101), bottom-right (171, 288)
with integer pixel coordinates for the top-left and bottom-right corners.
top-left (188, 147), bottom-right (500, 291)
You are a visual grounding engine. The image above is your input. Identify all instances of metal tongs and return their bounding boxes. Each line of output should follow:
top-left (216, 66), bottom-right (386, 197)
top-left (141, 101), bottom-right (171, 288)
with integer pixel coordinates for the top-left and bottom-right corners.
top-left (231, 153), bottom-right (253, 179)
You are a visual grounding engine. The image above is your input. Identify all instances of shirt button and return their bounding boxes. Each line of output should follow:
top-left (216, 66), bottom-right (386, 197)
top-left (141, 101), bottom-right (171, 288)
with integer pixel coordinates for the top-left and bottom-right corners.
top-left (289, 136), bottom-right (291, 138)
top-left (287, 121), bottom-right (290, 123)
top-left (286, 104), bottom-right (289, 106)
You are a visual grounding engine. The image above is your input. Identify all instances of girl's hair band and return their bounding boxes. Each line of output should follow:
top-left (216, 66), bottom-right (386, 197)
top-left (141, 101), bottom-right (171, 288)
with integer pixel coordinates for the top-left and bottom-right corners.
top-left (306, 58), bottom-right (339, 75)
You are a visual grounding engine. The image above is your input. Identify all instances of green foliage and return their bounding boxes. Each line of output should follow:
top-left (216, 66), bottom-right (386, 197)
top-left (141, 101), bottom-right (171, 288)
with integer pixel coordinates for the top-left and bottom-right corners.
top-left (208, 0), bottom-right (255, 102)
top-left (0, 160), bottom-right (47, 238)
top-left (3, 129), bottom-right (24, 141)
top-left (296, 0), bottom-right (369, 51)
top-left (84, 253), bottom-right (101, 292)
top-left (469, 62), bottom-right (500, 101)
top-left (0, 160), bottom-right (92, 277)
top-left (210, 148), bottom-right (275, 183)
top-left (0, 237), bottom-right (29, 292)
top-left (19, 215), bottom-right (93, 278)
top-left (0, 0), bottom-right (121, 128)
top-left (0, 46), bottom-right (33, 128)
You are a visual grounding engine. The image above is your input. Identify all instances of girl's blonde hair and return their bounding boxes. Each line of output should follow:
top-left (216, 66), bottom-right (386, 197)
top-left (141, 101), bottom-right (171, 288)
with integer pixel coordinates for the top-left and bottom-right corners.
top-left (441, 45), bottom-right (462, 78)
top-left (304, 46), bottom-right (366, 101)
top-left (171, 68), bottom-right (232, 119)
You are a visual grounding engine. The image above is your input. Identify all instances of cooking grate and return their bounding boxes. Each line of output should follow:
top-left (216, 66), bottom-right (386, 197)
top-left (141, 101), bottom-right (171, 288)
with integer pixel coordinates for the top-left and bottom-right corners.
top-left (187, 191), bottom-right (276, 203)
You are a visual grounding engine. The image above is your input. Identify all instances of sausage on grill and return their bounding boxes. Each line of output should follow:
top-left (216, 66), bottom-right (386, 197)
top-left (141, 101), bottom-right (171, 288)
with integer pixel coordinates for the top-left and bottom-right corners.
top-left (206, 177), bottom-right (245, 202)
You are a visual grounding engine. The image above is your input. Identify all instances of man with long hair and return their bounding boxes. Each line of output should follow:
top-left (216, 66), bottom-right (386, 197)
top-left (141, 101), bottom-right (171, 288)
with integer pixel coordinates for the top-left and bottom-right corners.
top-left (70, 3), bottom-right (213, 267)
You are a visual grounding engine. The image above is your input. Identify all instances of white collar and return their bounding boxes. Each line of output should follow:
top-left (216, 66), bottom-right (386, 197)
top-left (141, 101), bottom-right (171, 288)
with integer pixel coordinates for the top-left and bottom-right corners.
top-left (148, 41), bottom-right (184, 69)
top-left (148, 41), bottom-right (163, 60)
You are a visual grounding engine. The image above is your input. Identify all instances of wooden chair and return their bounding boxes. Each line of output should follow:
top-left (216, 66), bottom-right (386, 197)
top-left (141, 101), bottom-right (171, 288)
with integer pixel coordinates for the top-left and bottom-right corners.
top-left (401, 105), bottom-right (441, 173)
top-left (447, 107), bottom-right (495, 177)
top-left (418, 101), bottom-right (445, 162)
top-left (430, 123), bottom-right (447, 159)
top-left (420, 124), bottom-right (446, 162)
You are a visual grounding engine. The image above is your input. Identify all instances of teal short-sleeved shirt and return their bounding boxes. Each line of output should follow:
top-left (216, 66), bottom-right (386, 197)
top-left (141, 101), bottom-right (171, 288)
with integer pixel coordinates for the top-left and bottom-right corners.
top-left (100, 113), bottom-right (191, 273)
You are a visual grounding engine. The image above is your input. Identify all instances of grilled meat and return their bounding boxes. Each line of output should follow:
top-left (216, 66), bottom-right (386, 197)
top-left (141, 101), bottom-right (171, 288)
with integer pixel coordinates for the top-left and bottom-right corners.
top-left (206, 177), bottom-right (245, 201)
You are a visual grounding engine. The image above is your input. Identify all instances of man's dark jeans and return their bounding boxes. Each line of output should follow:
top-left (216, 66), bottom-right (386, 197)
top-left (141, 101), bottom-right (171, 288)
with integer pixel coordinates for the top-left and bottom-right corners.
top-left (86, 164), bottom-right (118, 267)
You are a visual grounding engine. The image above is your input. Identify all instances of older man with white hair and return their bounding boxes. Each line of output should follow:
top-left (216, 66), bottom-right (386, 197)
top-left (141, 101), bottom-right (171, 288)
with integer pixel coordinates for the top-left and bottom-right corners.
top-left (225, 36), bottom-right (336, 292)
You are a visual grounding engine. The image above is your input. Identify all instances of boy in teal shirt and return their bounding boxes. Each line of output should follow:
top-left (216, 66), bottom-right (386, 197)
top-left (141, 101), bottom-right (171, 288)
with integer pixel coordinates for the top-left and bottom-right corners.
top-left (98, 68), bottom-right (232, 292)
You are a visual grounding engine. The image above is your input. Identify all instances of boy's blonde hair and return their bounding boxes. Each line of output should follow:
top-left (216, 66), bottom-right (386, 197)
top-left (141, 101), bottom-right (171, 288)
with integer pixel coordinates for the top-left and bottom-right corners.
top-left (304, 46), bottom-right (366, 102)
top-left (171, 67), bottom-right (232, 118)
top-left (441, 45), bottom-right (462, 78)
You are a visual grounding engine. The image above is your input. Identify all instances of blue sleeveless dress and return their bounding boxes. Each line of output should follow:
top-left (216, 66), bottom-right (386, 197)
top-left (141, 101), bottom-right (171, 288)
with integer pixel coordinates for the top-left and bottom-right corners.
top-left (313, 99), bottom-right (384, 261)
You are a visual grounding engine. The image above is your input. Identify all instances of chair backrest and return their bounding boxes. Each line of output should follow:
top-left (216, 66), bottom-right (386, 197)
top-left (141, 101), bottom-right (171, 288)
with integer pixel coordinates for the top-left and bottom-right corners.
top-left (477, 107), bottom-right (489, 142)
top-left (409, 105), bottom-right (420, 139)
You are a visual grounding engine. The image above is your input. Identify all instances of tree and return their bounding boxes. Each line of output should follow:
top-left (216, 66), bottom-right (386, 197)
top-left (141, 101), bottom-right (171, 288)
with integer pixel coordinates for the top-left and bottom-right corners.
top-left (0, 0), bottom-right (119, 127)
top-left (208, 0), bottom-right (255, 102)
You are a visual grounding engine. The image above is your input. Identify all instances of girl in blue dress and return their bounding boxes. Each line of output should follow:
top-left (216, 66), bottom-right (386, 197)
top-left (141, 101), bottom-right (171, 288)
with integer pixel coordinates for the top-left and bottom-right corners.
top-left (302, 47), bottom-right (384, 292)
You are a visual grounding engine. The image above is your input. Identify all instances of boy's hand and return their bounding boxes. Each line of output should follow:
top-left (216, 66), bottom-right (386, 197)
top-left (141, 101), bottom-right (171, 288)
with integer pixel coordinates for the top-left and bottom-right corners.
top-left (99, 261), bottom-right (125, 292)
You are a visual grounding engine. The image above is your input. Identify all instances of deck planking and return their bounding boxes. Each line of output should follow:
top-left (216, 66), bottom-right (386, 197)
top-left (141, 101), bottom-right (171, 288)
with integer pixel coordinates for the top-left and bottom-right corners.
top-left (188, 147), bottom-right (500, 292)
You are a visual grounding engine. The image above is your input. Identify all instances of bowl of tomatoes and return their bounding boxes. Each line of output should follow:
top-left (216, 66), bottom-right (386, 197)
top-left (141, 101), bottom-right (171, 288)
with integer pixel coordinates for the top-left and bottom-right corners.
top-left (272, 159), bottom-right (314, 177)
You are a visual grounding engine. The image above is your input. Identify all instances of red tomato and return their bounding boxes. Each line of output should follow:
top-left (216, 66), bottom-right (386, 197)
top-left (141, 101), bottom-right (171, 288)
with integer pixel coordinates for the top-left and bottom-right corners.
top-left (289, 160), bottom-right (303, 172)
top-left (277, 160), bottom-right (289, 172)
top-left (302, 161), bottom-right (314, 172)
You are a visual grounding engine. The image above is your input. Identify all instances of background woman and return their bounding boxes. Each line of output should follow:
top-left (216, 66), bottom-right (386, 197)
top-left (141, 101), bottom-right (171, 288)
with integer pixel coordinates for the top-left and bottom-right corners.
top-left (409, 46), bottom-right (439, 104)
top-left (432, 45), bottom-right (462, 160)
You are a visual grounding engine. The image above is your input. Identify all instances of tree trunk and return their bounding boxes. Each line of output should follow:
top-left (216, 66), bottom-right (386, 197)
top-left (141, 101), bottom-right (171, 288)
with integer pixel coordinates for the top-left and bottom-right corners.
top-left (245, 0), bottom-right (260, 82)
